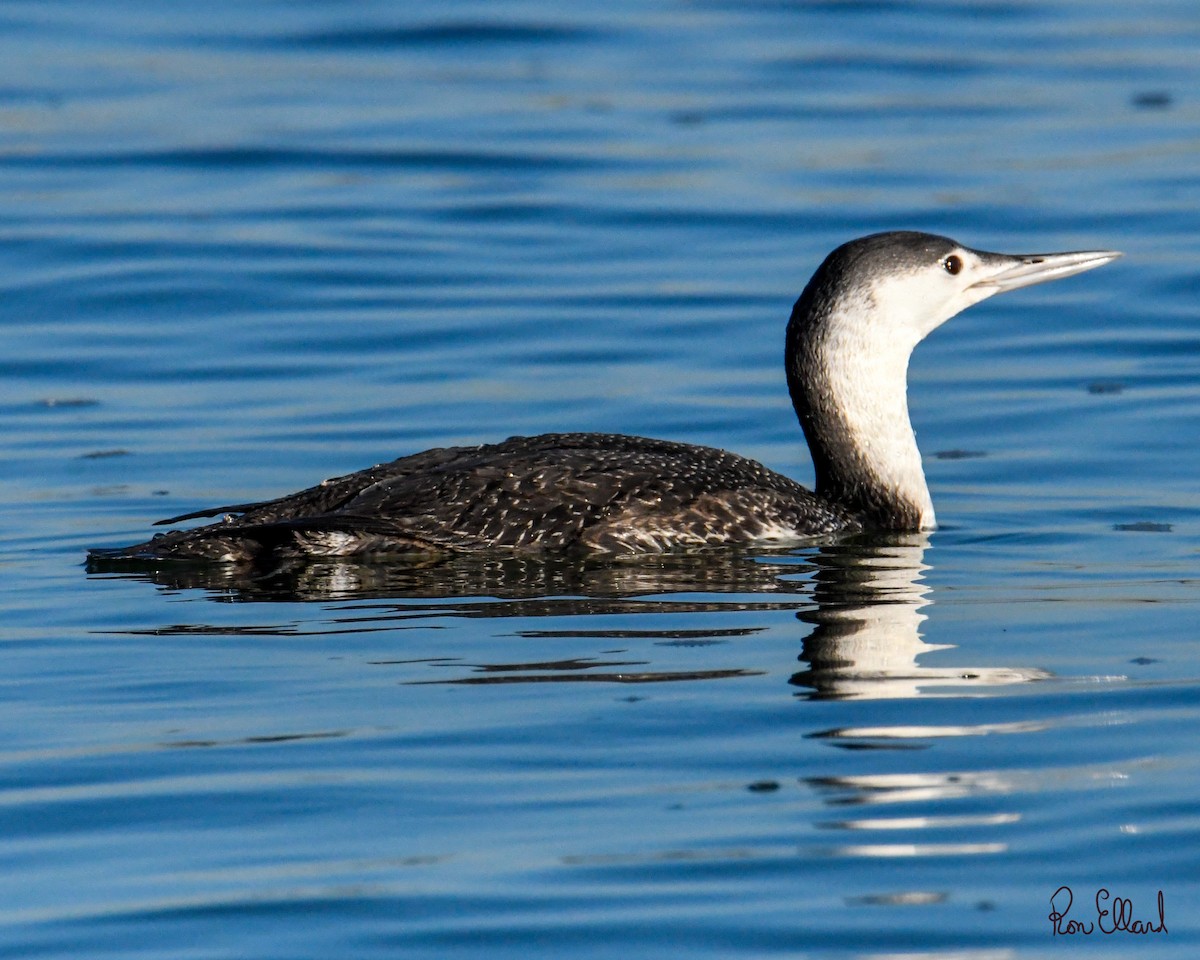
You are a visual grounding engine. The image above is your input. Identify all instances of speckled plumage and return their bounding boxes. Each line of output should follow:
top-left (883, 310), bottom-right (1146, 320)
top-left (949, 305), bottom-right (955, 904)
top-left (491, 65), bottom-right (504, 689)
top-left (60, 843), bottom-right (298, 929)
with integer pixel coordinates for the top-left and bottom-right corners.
top-left (89, 232), bottom-right (1119, 563)
top-left (97, 433), bottom-right (860, 561)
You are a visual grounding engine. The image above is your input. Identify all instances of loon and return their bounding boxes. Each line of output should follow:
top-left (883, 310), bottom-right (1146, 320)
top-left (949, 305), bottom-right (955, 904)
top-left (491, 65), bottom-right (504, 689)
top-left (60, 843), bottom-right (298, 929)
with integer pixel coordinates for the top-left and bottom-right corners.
top-left (90, 232), bottom-right (1119, 562)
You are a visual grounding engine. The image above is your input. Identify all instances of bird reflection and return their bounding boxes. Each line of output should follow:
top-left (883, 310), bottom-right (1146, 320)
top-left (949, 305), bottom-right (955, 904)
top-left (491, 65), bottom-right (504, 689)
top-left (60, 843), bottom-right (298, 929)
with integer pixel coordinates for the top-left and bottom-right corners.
top-left (790, 535), bottom-right (1049, 700)
top-left (87, 547), bottom-right (811, 606)
top-left (88, 536), bottom-right (1046, 697)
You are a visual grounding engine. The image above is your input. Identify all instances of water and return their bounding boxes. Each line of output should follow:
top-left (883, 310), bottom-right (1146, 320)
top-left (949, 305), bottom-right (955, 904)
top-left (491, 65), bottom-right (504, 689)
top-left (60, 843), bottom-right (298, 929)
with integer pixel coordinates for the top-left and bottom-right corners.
top-left (2, 0), bottom-right (1198, 955)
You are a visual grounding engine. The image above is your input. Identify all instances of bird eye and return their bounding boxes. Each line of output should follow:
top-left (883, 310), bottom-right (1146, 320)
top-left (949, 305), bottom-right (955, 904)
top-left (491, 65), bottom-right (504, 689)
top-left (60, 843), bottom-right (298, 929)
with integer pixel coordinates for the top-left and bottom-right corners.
top-left (943, 255), bottom-right (963, 275)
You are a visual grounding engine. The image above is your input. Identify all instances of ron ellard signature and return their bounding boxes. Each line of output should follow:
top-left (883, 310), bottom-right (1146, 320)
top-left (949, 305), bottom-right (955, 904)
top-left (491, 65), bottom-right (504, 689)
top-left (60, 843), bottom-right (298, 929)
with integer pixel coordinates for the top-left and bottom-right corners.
top-left (1049, 886), bottom-right (1167, 937)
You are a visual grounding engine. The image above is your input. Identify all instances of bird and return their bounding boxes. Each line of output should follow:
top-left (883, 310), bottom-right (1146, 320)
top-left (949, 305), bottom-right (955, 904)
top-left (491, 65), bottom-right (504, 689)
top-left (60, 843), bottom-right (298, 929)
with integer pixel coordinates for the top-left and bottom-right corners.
top-left (89, 231), bottom-right (1119, 563)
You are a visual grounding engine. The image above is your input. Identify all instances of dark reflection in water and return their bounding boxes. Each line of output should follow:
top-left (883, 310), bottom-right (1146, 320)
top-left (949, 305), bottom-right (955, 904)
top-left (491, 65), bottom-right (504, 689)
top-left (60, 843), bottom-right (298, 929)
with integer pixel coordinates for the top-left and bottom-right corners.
top-left (88, 546), bottom-right (814, 604)
top-left (90, 535), bottom-right (1047, 697)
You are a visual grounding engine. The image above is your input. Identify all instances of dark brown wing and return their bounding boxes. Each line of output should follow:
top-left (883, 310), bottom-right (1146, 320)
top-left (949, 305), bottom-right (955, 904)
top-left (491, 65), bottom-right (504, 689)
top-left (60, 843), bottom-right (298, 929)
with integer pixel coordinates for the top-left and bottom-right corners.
top-left (93, 433), bottom-right (858, 561)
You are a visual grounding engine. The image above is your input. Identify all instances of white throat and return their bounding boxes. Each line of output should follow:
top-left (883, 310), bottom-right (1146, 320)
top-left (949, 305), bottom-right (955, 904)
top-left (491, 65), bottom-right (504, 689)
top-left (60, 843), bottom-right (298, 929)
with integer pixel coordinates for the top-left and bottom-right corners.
top-left (786, 231), bottom-right (1120, 532)
top-left (817, 317), bottom-right (935, 528)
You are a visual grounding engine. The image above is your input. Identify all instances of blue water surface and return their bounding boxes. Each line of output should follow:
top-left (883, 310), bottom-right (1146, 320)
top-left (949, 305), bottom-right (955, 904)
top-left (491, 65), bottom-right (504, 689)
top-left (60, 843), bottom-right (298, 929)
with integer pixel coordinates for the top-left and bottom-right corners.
top-left (2, 0), bottom-right (1199, 956)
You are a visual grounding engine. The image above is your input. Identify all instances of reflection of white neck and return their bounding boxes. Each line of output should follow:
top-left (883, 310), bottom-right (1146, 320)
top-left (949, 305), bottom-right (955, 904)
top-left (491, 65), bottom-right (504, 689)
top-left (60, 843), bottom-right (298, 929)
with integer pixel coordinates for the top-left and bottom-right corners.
top-left (797, 538), bottom-right (1047, 701)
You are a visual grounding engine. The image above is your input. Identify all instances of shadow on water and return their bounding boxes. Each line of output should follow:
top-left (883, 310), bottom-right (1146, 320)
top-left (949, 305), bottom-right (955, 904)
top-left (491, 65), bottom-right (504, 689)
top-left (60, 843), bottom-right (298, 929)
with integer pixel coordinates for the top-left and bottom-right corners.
top-left (88, 535), bottom-right (1048, 696)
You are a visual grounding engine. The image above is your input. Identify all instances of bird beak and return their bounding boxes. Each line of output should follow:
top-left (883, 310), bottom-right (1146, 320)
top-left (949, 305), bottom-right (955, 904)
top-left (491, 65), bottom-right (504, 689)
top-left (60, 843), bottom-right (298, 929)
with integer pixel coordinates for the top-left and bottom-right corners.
top-left (971, 248), bottom-right (1122, 294)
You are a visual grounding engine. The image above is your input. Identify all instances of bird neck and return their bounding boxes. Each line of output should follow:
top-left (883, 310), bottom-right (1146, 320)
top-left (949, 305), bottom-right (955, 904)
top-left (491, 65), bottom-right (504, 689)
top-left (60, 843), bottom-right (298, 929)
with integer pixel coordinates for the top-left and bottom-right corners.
top-left (786, 304), bottom-right (935, 531)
